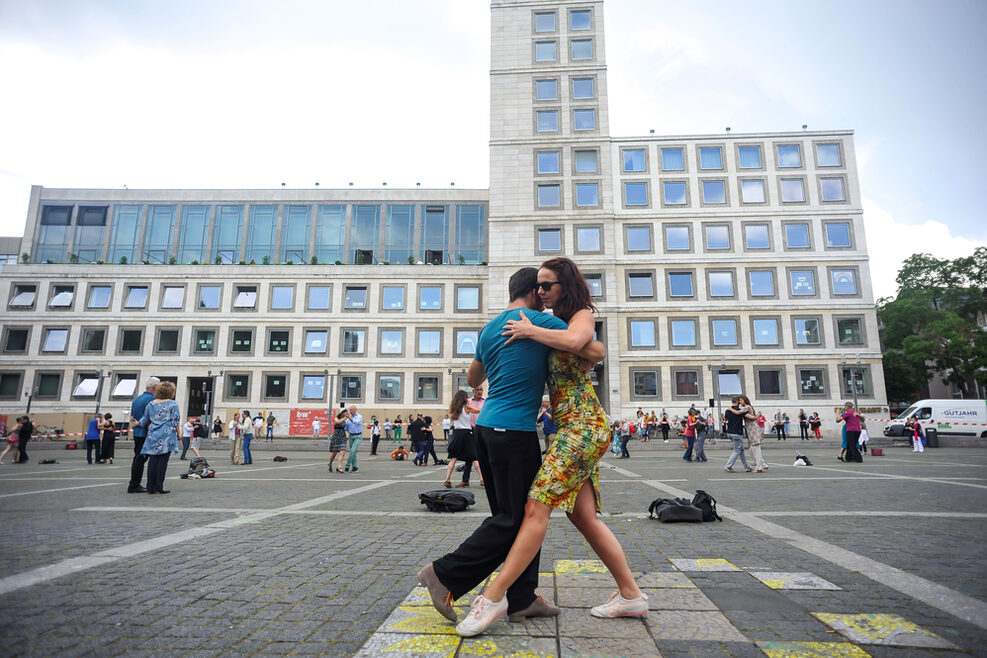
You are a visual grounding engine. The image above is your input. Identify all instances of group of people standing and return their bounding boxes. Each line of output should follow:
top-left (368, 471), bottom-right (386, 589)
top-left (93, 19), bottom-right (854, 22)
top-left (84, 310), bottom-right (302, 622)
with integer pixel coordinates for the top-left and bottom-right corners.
top-left (83, 413), bottom-right (120, 464)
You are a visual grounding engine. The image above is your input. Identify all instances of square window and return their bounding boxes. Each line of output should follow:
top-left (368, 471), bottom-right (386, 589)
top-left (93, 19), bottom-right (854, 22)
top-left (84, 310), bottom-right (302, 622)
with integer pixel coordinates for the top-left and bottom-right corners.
top-left (574, 150), bottom-right (597, 172)
top-left (380, 330), bottom-right (403, 355)
top-left (111, 376), bottom-right (137, 397)
top-left (198, 285), bottom-right (221, 309)
top-left (156, 329), bottom-right (179, 353)
top-left (758, 370), bottom-right (783, 396)
top-left (627, 273), bottom-right (654, 298)
top-left (233, 285), bottom-right (257, 308)
top-left (741, 179), bottom-right (765, 203)
top-left (4, 328), bottom-right (28, 352)
top-left (624, 182), bottom-right (648, 206)
top-left (538, 229), bottom-right (561, 252)
top-left (623, 149), bottom-right (646, 172)
top-left (161, 286), bottom-right (184, 309)
top-left (381, 286), bottom-right (405, 310)
top-left (820, 177), bottom-right (846, 201)
top-left (535, 79), bottom-right (558, 101)
top-left (457, 286), bottom-right (480, 311)
top-left (537, 151), bottom-right (560, 174)
top-left (745, 224), bottom-right (770, 249)
top-left (418, 330), bottom-right (441, 355)
top-left (534, 11), bottom-right (556, 32)
top-left (752, 319), bottom-right (779, 345)
top-left (378, 375), bottom-right (402, 400)
top-left (264, 375), bottom-right (286, 399)
top-left (785, 223), bottom-right (811, 248)
top-left (344, 287), bottom-right (367, 309)
top-left (48, 285), bottom-right (75, 308)
top-left (705, 225), bottom-right (730, 250)
top-left (535, 41), bottom-right (557, 62)
top-left (749, 270), bottom-right (775, 296)
top-left (665, 225), bottom-right (690, 250)
top-left (87, 285), bottom-right (111, 309)
top-left (780, 179), bottom-right (805, 204)
top-left (575, 183), bottom-right (598, 206)
top-left (304, 330), bottom-right (327, 354)
top-left (837, 318), bottom-right (863, 345)
top-left (842, 368), bottom-right (869, 396)
top-left (668, 272), bottom-right (694, 297)
top-left (124, 286), bottom-right (148, 308)
top-left (661, 148), bottom-right (684, 171)
top-left (42, 328), bottom-right (68, 352)
top-left (630, 320), bottom-right (656, 347)
top-left (536, 110), bottom-right (559, 132)
top-left (701, 180), bottom-right (726, 204)
top-left (799, 368), bottom-right (825, 395)
top-left (572, 77), bottom-right (594, 99)
top-left (576, 227), bottom-right (600, 252)
top-left (307, 285), bottom-right (331, 310)
top-left (671, 320), bottom-right (696, 347)
top-left (227, 374), bottom-right (249, 399)
top-left (416, 375), bottom-right (440, 401)
top-left (231, 329), bottom-right (253, 353)
top-left (816, 143), bottom-right (842, 167)
top-left (455, 330), bottom-right (479, 356)
top-left (794, 318), bottom-right (821, 345)
top-left (73, 375), bottom-right (99, 397)
top-left (585, 273), bottom-right (603, 298)
top-left (419, 286), bottom-right (442, 310)
top-left (570, 9), bottom-right (591, 30)
top-left (570, 39), bottom-right (592, 60)
top-left (81, 328), bottom-right (106, 352)
top-left (699, 147), bottom-right (722, 169)
top-left (738, 145), bottom-right (762, 168)
top-left (302, 375), bottom-right (325, 399)
top-left (662, 181), bottom-right (687, 205)
top-left (825, 223), bottom-right (852, 247)
top-left (711, 320), bottom-right (738, 346)
top-left (708, 271), bottom-right (734, 297)
top-left (194, 329), bottom-right (216, 353)
top-left (0, 373), bottom-right (22, 399)
top-left (625, 226), bottom-right (651, 251)
top-left (675, 370), bottom-right (699, 397)
top-left (537, 184), bottom-right (561, 207)
top-left (573, 109), bottom-right (596, 131)
top-left (831, 269), bottom-right (857, 295)
top-left (270, 285), bottom-right (294, 310)
top-left (632, 370), bottom-right (659, 398)
top-left (36, 373), bottom-right (61, 398)
top-left (790, 270), bottom-right (816, 296)
top-left (777, 144), bottom-right (802, 167)
top-left (9, 285), bottom-right (37, 308)
top-left (343, 329), bottom-right (365, 354)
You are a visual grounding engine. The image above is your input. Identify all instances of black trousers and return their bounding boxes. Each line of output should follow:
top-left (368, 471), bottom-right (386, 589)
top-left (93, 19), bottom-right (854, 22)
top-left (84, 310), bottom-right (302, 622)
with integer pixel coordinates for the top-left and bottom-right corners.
top-left (130, 436), bottom-right (149, 488)
top-left (775, 425), bottom-right (787, 440)
top-left (424, 438), bottom-right (440, 465)
top-left (660, 426), bottom-right (669, 441)
top-left (86, 439), bottom-right (101, 463)
top-left (17, 435), bottom-right (29, 462)
top-left (799, 422), bottom-right (810, 440)
top-left (370, 434), bottom-right (380, 455)
top-left (845, 430), bottom-right (863, 462)
top-left (432, 426), bottom-right (543, 613)
top-left (146, 453), bottom-right (170, 492)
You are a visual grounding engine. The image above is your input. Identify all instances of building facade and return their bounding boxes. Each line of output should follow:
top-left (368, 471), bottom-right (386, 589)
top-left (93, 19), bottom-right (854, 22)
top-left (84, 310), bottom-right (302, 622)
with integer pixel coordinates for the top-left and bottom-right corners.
top-left (0, 0), bottom-right (887, 434)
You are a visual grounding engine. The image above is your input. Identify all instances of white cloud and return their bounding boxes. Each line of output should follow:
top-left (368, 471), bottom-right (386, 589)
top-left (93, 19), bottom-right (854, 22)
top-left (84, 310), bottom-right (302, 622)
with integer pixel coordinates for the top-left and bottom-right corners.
top-left (862, 197), bottom-right (986, 300)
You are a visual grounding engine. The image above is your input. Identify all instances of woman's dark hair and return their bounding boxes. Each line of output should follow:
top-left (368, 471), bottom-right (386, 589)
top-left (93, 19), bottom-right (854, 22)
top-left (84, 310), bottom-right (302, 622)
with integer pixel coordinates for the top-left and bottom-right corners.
top-left (540, 257), bottom-right (597, 323)
top-left (449, 389), bottom-right (469, 419)
top-left (740, 395), bottom-right (755, 414)
top-left (424, 415), bottom-right (433, 425)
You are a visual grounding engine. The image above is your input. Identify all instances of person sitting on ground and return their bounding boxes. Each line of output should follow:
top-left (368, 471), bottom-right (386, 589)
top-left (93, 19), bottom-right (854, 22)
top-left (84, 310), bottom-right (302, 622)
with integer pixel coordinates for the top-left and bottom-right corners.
top-left (391, 444), bottom-right (409, 461)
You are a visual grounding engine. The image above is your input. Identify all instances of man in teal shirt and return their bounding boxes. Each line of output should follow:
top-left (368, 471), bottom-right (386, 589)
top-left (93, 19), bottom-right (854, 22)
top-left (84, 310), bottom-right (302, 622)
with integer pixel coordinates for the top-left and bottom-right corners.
top-left (419, 267), bottom-right (604, 623)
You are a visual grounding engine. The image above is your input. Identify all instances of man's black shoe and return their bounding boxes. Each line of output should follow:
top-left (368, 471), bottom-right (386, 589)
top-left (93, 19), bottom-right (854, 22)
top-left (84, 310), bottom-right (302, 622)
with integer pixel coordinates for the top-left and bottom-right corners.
top-left (128, 486), bottom-right (147, 493)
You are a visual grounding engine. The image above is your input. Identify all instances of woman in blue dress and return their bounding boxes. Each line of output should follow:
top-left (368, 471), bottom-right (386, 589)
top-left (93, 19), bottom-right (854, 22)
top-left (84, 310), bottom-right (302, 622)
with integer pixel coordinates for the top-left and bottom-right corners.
top-left (136, 381), bottom-right (181, 494)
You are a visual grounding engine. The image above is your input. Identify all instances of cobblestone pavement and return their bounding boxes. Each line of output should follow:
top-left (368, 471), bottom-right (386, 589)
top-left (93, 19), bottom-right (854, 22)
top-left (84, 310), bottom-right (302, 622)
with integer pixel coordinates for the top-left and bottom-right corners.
top-left (0, 439), bottom-right (984, 656)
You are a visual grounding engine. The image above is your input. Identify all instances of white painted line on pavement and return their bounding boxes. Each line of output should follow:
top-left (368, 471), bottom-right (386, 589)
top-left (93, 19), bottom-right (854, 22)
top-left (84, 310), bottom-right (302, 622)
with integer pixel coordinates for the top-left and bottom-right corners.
top-left (640, 479), bottom-right (987, 631)
top-left (0, 557), bottom-right (120, 596)
top-left (746, 511), bottom-right (987, 518)
top-left (807, 464), bottom-right (987, 490)
top-left (0, 482), bottom-right (118, 499)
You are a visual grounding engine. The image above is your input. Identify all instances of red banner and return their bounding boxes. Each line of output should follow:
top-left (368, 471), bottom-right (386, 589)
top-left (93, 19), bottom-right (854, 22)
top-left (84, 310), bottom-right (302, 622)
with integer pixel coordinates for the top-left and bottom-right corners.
top-left (290, 409), bottom-right (331, 436)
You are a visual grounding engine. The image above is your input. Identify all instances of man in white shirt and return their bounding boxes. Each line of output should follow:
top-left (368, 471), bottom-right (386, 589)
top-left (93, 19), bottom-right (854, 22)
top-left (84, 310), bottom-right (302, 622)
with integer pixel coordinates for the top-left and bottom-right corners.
top-left (312, 418), bottom-right (321, 439)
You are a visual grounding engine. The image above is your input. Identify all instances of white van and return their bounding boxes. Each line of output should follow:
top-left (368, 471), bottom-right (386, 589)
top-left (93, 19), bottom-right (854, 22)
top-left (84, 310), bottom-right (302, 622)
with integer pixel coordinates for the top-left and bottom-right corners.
top-left (883, 399), bottom-right (987, 438)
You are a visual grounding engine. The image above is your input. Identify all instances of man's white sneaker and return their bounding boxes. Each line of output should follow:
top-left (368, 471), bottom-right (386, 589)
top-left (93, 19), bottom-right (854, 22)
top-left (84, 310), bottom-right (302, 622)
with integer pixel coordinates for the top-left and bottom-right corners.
top-left (455, 594), bottom-right (508, 636)
top-left (590, 591), bottom-right (649, 618)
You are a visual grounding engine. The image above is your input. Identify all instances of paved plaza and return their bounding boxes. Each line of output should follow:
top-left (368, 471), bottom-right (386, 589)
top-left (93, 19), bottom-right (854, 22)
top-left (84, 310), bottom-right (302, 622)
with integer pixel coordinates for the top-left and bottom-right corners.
top-left (0, 438), bottom-right (985, 657)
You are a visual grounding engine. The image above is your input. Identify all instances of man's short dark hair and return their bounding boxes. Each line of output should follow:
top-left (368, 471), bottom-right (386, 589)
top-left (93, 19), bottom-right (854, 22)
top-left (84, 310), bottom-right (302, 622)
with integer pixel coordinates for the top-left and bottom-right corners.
top-left (508, 267), bottom-right (539, 301)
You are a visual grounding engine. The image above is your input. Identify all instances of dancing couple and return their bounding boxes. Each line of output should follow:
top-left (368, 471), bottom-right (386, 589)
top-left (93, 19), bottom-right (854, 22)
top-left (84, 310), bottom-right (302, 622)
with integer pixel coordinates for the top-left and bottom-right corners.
top-left (417, 258), bottom-right (647, 637)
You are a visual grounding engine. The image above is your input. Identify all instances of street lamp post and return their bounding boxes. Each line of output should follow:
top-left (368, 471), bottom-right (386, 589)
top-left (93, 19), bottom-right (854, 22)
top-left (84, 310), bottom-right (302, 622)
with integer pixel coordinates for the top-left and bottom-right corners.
top-left (24, 385), bottom-right (34, 415)
top-left (707, 359), bottom-right (725, 439)
top-left (842, 356), bottom-right (861, 410)
top-left (94, 369), bottom-right (112, 416)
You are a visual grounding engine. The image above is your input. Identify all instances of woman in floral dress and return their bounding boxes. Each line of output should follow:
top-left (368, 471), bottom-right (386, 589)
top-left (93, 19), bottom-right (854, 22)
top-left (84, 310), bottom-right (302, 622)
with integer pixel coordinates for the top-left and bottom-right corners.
top-left (456, 257), bottom-right (646, 637)
top-left (136, 381), bottom-right (181, 494)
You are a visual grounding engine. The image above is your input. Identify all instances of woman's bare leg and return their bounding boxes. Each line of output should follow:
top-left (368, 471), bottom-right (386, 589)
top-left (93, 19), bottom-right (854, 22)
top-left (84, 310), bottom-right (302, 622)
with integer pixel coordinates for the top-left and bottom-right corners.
top-left (566, 480), bottom-right (643, 599)
top-left (444, 458), bottom-right (457, 483)
top-left (337, 451), bottom-right (347, 470)
top-left (482, 499), bottom-right (553, 603)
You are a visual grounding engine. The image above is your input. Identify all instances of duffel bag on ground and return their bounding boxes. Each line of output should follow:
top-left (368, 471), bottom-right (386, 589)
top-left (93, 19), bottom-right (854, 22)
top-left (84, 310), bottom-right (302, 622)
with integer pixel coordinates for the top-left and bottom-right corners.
top-left (419, 490), bottom-right (475, 513)
top-left (648, 497), bottom-right (703, 523)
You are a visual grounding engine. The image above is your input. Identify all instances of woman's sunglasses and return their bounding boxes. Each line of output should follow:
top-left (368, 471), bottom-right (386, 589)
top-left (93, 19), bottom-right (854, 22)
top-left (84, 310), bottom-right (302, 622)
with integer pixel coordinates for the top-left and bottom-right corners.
top-left (536, 281), bottom-right (561, 292)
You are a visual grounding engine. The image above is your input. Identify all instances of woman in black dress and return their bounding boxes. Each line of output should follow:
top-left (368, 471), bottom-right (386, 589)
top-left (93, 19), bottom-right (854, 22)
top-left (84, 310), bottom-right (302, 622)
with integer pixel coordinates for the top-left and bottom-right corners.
top-left (99, 413), bottom-right (116, 464)
top-left (443, 390), bottom-right (483, 488)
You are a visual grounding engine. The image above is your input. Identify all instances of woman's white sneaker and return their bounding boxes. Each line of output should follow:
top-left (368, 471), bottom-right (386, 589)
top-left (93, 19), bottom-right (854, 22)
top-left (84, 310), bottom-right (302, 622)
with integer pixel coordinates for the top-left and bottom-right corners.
top-left (590, 590), bottom-right (649, 618)
top-left (455, 594), bottom-right (508, 636)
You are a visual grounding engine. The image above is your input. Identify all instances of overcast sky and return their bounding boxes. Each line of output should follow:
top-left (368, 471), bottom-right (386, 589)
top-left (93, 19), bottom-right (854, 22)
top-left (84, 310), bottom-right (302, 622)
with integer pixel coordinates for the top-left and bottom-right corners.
top-left (0, 0), bottom-right (984, 299)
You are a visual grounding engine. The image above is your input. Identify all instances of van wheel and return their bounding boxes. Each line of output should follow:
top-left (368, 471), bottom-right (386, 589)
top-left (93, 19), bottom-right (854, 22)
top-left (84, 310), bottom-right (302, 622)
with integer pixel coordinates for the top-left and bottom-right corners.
top-left (982, 431), bottom-right (987, 439)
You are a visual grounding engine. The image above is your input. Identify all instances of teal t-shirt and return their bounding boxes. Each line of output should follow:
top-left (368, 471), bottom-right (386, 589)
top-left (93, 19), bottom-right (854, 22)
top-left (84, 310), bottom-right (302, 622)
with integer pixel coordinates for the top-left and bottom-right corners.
top-left (475, 307), bottom-right (568, 432)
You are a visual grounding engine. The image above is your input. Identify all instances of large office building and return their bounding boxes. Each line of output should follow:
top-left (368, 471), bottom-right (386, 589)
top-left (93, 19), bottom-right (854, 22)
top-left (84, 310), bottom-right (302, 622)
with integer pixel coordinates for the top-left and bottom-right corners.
top-left (0, 0), bottom-right (886, 434)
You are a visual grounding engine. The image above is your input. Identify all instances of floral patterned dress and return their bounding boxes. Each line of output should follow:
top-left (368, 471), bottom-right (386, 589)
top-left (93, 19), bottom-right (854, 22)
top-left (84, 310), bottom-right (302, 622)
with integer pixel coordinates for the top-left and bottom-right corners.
top-left (528, 350), bottom-right (610, 514)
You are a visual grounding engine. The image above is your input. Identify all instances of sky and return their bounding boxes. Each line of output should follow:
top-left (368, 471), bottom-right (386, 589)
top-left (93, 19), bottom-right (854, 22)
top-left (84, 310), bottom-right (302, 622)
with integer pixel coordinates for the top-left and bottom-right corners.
top-left (0, 0), bottom-right (984, 300)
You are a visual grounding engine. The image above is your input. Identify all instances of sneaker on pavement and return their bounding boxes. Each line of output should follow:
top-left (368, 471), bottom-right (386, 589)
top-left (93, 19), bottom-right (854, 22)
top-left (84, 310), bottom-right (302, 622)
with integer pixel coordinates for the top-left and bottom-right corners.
top-left (508, 595), bottom-right (559, 622)
top-left (417, 563), bottom-right (456, 621)
top-left (456, 594), bottom-right (508, 636)
top-left (590, 591), bottom-right (649, 618)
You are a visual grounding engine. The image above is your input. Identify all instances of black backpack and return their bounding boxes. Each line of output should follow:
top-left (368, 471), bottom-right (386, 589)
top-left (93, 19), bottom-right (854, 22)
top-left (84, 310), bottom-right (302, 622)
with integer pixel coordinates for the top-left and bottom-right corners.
top-left (691, 490), bottom-right (723, 522)
top-left (648, 497), bottom-right (703, 523)
top-left (419, 490), bottom-right (475, 513)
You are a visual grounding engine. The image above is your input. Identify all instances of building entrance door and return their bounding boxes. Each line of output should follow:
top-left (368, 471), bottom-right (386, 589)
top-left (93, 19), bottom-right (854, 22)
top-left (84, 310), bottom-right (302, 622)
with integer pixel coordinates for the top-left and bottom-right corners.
top-left (187, 377), bottom-right (214, 418)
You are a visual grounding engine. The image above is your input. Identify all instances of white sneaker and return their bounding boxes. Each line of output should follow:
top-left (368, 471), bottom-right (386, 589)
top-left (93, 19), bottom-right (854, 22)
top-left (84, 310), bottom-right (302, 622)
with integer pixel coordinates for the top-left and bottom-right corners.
top-left (590, 590), bottom-right (649, 618)
top-left (456, 594), bottom-right (508, 636)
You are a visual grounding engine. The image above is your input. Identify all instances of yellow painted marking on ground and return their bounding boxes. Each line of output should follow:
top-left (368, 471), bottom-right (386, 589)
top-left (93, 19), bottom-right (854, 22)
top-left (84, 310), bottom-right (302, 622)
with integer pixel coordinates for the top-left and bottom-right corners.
top-left (388, 608), bottom-right (460, 635)
top-left (696, 558), bottom-right (734, 569)
top-left (757, 640), bottom-right (870, 657)
top-left (812, 613), bottom-right (951, 647)
top-left (459, 639), bottom-right (555, 657)
top-left (760, 578), bottom-right (790, 589)
top-left (381, 633), bottom-right (460, 656)
top-left (554, 559), bottom-right (608, 574)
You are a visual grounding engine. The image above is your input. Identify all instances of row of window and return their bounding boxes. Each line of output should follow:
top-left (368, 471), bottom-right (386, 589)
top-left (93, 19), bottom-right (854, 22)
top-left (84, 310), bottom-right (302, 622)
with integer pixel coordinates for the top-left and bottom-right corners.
top-left (532, 8), bottom-right (593, 34)
top-left (2, 325), bottom-right (482, 359)
top-left (610, 267), bottom-right (863, 302)
top-left (7, 281), bottom-right (483, 314)
top-left (616, 142), bottom-right (843, 175)
top-left (628, 365), bottom-right (873, 401)
top-left (534, 174), bottom-right (848, 210)
top-left (34, 203), bottom-right (485, 266)
top-left (0, 370), bottom-right (473, 405)
top-left (625, 315), bottom-right (866, 350)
